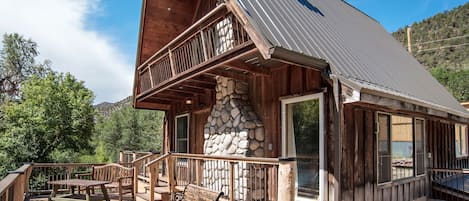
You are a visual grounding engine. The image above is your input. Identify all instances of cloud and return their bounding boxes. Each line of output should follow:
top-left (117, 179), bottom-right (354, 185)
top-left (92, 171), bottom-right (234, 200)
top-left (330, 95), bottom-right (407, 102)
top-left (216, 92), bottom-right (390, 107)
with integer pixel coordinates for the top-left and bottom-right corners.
top-left (0, 0), bottom-right (133, 103)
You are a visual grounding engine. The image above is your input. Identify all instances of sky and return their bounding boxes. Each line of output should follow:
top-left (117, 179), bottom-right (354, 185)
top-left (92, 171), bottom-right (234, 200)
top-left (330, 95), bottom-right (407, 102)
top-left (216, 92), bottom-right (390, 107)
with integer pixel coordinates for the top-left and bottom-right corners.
top-left (0, 0), bottom-right (467, 104)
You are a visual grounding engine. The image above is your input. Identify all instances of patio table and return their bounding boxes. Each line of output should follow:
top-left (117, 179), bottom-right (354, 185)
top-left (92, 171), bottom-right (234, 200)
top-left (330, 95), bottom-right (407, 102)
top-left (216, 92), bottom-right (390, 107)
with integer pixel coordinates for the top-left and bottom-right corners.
top-left (48, 179), bottom-right (111, 201)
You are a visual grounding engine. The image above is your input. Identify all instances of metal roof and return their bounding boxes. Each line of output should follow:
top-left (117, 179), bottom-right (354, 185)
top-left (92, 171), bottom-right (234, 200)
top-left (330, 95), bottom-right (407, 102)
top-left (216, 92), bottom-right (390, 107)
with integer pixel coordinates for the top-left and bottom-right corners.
top-left (235, 0), bottom-right (469, 118)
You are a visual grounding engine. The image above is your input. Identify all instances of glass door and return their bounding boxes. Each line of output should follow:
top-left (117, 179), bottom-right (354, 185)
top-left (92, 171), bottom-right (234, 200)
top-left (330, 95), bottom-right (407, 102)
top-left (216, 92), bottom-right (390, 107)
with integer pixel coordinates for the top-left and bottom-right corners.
top-left (282, 93), bottom-right (324, 201)
top-left (175, 114), bottom-right (189, 153)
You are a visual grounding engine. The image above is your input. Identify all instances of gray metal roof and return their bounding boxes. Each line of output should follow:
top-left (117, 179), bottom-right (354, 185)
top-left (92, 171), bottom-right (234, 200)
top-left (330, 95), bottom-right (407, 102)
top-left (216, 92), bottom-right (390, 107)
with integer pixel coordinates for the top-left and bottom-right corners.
top-left (236, 0), bottom-right (469, 117)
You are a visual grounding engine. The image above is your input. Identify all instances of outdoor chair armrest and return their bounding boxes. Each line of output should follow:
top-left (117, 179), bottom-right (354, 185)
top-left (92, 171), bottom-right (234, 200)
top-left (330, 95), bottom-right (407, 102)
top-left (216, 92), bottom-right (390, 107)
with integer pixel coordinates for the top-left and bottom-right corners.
top-left (118, 176), bottom-right (134, 186)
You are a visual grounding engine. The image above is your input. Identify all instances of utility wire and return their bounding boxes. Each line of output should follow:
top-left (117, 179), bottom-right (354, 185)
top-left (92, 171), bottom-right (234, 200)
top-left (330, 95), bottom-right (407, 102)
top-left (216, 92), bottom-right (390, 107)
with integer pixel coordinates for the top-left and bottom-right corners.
top-left (412, 34), bottom-right (469, 46)
top-left (416, 42), bottom-right (469, 53)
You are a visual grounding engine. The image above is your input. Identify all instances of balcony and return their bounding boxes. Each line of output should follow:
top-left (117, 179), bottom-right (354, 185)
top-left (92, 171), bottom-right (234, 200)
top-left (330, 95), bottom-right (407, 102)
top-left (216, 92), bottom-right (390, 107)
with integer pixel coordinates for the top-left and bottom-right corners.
top-left (135, 5), bottom-right (253, 103)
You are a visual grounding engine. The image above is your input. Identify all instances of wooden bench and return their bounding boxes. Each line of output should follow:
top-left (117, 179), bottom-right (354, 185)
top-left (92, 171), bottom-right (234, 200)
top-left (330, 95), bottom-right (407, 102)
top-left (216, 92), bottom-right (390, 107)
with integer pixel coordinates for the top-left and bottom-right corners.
top-left (77, 163), bottom-right (134, 201)
top-left (175, 184), bottom-right (224, 201)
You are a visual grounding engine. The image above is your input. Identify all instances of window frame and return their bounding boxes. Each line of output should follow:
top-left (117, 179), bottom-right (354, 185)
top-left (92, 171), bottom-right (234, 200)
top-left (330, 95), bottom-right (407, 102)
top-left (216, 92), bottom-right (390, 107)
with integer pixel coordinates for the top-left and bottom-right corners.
top-left (455, 123), bottom-right (469, 158)
top-left (174, 113), bottom-right (190, 153)
top-left (376, 112), bottom-right (426, 185)
top-left (414, 117), bottom-right (426, 177)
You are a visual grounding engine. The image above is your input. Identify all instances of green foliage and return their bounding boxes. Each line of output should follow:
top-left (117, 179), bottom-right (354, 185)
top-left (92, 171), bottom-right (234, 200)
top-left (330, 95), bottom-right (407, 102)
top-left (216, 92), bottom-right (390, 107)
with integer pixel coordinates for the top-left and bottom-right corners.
top-left (0, 72), bottom-right (95, 175)
top-left (392, 3), bottom-right (469, 101)
top-left (0, 33), bottom-right (51, 103)
top-left (431, 67), bottom-right (469, 101)
top-left (92, 105), bottom-right (164, 163)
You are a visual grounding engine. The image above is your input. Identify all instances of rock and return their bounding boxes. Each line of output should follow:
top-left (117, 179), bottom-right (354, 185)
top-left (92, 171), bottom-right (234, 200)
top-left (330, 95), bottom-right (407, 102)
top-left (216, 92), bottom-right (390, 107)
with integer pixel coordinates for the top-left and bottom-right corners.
top-left (221, 77), bottom-right (228, 87)
top-left (209, 127), bottom-right (216, 134)
top-left (231, 107), bottom-right (240, 118)
top-left (227, 144), bottom-right (237, 154)
top-left (240, 116), bottom-right (246, 122)
top-left (213, 110), bottom-right (221, 117)
top-left (249, 141), bottom-right (259, 150)
top-left (239, 140), bottom-right (249, 149)
top-left (233, 115), bottom-right (240, 127)
top-left (255, 127), bottom-right (264, 141)
top-left (238, 123), bottom-right (244, 129)
top-left (236, 148), bottom-right (247, 154)
top-left (204, 133), bottom-right (210, 140)
top-left (254, 119), bottom-right (263, 127)
top-left (226, 121), bottom-right (233, 128)
top-left (218, 144), bottom-right (224, 152)
top-left (235, 82), bottom-right (248, 94)
top-left (239, 131), bottom-right (248, 139)
top-left (254, 148), bottom-right (264, 157)
top-left (216, 92), bottom-right (222, 99)
top-left (218, 125), bottom-right (226, 133)
top-left (223, 135), bottom-right (233, 149)
top-left (214, 135), bottom-right (221, 144)
top-left (221, 110), bottom-right (230, 123)
top-left (245, 122), bottom-right (256, 129)
top-left (227, 79), bottom-right (234, 94)
top-left (249, 130), bottom-right (255, 139)
top-left (210, 118), bottom-right (216, 126)
top-left (229, 99), bottom-right (237, 108)
top-left (232, 136), bottom-right (240, 145)
top-left (216, 118), bottom-right (223, 127)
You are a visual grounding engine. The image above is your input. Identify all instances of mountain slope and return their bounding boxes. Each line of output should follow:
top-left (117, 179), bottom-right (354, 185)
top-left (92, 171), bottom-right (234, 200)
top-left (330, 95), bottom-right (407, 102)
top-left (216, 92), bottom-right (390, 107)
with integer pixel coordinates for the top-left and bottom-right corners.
top-left (392, 3), bottom-right (469, 101)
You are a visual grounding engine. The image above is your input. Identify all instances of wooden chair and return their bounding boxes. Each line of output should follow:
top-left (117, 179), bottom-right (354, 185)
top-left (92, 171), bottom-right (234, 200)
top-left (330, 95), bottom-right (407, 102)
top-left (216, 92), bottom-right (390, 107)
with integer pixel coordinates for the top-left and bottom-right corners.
top-left (77, 163), bottom-right (134, 201)
top-left (175, 184), bottom-right (224, 201)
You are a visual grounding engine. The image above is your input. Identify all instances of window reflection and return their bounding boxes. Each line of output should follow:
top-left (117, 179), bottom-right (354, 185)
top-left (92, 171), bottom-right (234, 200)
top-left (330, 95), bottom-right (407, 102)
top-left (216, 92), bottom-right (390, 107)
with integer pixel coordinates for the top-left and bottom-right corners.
top-left (391, 116), bottom-right (413, 180)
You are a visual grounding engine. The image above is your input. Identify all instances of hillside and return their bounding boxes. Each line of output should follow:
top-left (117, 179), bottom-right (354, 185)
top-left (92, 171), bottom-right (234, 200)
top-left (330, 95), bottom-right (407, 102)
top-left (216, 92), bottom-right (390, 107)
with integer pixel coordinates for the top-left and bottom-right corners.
top-left (392, 3), bottom-right (469, 101)
top-left (94, 96), bottom-right (132, 117)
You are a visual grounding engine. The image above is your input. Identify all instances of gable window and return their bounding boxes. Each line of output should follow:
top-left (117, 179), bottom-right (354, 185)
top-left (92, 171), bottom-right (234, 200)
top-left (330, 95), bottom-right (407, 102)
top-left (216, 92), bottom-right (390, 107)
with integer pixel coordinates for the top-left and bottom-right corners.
top-left (455, 124), bottom-right (468, 158)
top-left (377, 113), bottom-right (425, 184)
top-left (175, 114), bottom-right (189, 153)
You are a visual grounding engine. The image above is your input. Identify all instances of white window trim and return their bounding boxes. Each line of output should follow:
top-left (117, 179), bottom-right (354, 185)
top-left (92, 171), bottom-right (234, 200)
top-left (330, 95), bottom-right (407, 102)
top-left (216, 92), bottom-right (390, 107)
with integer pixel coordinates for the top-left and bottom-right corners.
top-left (175, 113), bottom-right (190, 153)
top-left (455, 124), bottom-right (468, 158)
top-left (280, 93), bottom-right (325, 201)
top-left (414, 117), bottom-right (426, 177)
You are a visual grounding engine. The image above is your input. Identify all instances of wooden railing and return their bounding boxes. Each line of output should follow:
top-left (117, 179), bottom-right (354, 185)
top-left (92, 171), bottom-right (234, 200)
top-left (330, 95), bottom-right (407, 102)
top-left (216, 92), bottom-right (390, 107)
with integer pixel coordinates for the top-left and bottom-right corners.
top-left (0, 164), bottom-right (32, 201)
top-left (119, 150), bottom-right (153, 167)
top-left (131, 152), bottom-right (161, 194)
top-left (145, 153), bottom-right (279, 201)
top-left (137, 4), bottom-right (251, 95)
top-left (430, 168), bottom-right (469, 200)
top-left (27, 163), bottom-right (105, 195)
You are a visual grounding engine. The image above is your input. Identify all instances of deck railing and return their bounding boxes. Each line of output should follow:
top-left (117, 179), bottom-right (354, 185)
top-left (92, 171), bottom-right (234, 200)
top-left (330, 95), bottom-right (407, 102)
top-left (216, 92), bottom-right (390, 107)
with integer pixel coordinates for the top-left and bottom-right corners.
top-left (145, 153), bottom-right (279, 201)
top-left (137, 4), bottom-right (251, 96)
top-left (0, 164), bottom-right (32, 201)
top-left (131, 152), bottom-right (161, 194)
top-left (430, 168), bottom-right (469, 200)
top-left (119, 150), bottom-right (153, 167)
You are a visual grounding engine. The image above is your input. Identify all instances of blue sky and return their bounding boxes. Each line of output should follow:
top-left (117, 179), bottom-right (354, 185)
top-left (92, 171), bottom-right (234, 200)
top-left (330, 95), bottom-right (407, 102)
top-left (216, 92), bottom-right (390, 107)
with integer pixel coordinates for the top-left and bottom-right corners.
top-left (0, 0), bottom-right (467, 103)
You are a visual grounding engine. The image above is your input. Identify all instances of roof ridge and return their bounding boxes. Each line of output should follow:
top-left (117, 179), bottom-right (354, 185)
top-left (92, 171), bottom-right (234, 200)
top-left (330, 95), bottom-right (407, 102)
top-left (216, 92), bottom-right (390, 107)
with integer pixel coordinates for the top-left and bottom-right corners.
top-left (341, 0), bottom-right (379, 24)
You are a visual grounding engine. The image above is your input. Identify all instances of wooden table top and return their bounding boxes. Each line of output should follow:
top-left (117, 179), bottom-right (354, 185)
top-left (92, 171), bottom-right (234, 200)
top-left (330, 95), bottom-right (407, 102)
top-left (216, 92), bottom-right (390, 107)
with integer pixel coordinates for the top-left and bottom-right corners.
top-left (48, 179), bottom-right (111, 187)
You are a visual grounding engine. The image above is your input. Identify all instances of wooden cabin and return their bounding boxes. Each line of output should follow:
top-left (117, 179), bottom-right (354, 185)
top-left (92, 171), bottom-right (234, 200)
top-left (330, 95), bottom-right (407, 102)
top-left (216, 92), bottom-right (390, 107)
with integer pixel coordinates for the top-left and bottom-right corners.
top-left (132, 0), bottom-right (469, 200)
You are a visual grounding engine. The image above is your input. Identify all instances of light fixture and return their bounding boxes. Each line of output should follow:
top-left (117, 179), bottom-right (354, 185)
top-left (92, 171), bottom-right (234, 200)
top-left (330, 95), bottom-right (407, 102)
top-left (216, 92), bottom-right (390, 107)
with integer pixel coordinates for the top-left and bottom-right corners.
top-left (185, 98), bottom-right (192, 105)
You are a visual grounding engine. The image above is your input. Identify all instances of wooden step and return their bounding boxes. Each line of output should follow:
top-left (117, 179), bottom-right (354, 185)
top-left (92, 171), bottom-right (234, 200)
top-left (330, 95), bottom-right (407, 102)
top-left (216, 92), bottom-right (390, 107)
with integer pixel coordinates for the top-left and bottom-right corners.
top-left (136, 192), bottom-right (162, 201)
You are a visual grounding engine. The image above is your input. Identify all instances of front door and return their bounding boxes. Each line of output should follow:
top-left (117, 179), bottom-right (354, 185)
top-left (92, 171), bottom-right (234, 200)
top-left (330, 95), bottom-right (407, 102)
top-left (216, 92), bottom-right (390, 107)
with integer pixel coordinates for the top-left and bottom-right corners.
top-left (281, 93), bottom-right (324, 201)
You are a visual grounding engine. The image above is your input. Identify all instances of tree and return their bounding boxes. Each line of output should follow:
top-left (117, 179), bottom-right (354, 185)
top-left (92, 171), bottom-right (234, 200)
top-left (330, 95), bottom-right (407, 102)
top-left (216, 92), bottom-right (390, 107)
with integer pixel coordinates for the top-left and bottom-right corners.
top-left (0, 33), bottom-right (50, 103)
top-left (0, 72), bottom-right (95, 170)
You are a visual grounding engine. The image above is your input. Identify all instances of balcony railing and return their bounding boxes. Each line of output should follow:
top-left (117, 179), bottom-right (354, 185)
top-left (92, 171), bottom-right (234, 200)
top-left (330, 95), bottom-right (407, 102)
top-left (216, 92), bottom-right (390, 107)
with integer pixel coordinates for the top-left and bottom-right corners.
top-left (137, 4), bottom-right (251, 97)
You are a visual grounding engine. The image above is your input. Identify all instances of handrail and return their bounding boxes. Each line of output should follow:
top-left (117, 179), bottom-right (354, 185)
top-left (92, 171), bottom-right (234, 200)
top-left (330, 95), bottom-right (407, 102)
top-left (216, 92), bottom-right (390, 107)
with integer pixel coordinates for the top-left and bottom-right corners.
top-left (137, 3), bottom-right (227, 70)
top-left (132, 153), bottom-right (154, 164)
top-left (0, 164), bottom-right (32, 201)
top-left (429, 168), bottom-right (469, 174)
top-left (145, 152), bottom-right (171, 167)
top-left (31, 163), bottom-right (105, 168)
top-left (171, 153), bottom-right (279, 165)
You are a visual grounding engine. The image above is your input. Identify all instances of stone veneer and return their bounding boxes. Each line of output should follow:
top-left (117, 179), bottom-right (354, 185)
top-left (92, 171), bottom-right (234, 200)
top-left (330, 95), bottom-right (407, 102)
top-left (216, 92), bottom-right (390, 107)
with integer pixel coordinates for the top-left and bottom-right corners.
top-left (203, 77), bottom-right (265, 200)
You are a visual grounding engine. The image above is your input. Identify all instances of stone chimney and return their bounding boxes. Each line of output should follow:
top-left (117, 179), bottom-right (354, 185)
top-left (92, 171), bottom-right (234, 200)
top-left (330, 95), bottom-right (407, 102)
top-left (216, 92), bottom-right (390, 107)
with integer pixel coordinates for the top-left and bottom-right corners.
top-left (202, 76), bottom-right (266, 199)
top-left (203, 77), bottom-right (265, 157)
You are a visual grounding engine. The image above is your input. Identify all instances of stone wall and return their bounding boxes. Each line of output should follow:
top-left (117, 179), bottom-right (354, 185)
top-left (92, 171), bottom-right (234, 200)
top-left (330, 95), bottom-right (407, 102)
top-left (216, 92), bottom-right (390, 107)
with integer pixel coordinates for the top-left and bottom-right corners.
top-left (202, 76), bottom-right (265, 200)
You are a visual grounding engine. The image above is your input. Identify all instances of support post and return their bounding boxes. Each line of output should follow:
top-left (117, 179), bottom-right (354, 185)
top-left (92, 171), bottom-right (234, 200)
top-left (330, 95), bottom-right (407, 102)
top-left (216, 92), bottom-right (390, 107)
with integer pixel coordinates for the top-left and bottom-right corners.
top-left (133, 161), bottom-right (139, 195)
top-left (149, 163), bottom-right (156, 201)
top-left (229, 162), bottom-right (235, 201)
top-left (195, 160), bottom-right (202, 186)
top-left (119, 151), bottom-right (124, 164)
top-left (278, 158), bottom-right (296, 201)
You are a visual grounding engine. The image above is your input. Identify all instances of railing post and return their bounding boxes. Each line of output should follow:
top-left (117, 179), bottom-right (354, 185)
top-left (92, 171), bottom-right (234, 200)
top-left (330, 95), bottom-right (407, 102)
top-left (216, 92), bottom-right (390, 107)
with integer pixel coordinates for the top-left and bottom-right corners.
top-left (147, 67), bottom-right (154, 88)
top-left (168, 49), bottom-right (177, 77)
top-left (278, 158), bottom-right (296, 201)
top-left (229, 162), bottom-right (235, 201)
top-left (119, 151), bottom-right (124, 164)
top-left (200, 30), bottom-right (208, 61)
top-left (149, 163), bottom-right (156, 201)
top-left (167, 156), bottom-right (176, 194)
top-left (195, 160), bottom-right (202, 186)
top-left (133, 161), bottom-right (139, 195)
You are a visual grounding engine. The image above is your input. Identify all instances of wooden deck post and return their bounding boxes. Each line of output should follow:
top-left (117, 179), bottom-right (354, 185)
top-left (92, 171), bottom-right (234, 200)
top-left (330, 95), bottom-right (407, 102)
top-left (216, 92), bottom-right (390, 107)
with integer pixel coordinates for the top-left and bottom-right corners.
top-left (133, 161), bottom-right (139, 194)
top-left (278, 158), bottom-right (296, 201)
top-left (229, 162), bottom-right (235, 201)
top-left (195, 160), bottom-right (202, 186)
top-left (167, 156), bottom-right (176, 194)
top-left (119, 151), bottom-right (124, 164)
top-left (149, 163), bottom-right (156, 201)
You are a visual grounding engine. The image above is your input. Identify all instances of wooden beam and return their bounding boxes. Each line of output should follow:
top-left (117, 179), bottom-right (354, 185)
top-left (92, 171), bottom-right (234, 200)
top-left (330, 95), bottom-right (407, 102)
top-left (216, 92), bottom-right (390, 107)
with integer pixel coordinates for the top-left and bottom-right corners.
top-left (172, 85), bottom-right (208, 94)
top-left (225, 60), bottom-right (271, 76)
top-left (181, 81), bottom-right (215, 90)
top-left (134, 101), bottom-right (171, 111)
top-left (166, 87), bottom-right (206, 95)
top-left (206, 68), bottom-right (248, 81)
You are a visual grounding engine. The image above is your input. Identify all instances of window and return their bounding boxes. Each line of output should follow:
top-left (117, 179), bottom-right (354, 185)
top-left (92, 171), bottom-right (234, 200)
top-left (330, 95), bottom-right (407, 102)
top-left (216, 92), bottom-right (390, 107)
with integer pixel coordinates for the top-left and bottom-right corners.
top-left (175, 114), bottom-right (189, 153)
top-left (281, 93), bottom-right (324, 200)
top-left (415, 119), bottom-right (425, 176)
top-left (377, 113), bottom-right (425, 184)
top-left (455, 124), bottom-right (468, 158)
